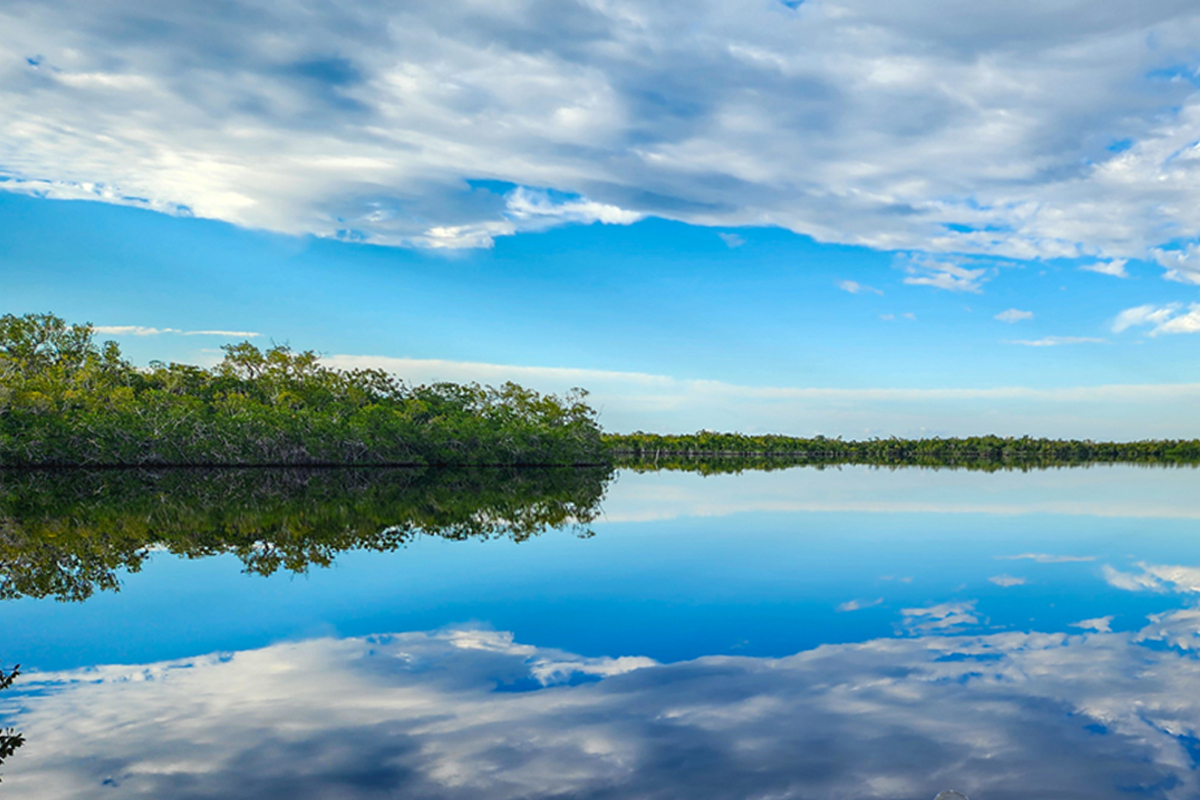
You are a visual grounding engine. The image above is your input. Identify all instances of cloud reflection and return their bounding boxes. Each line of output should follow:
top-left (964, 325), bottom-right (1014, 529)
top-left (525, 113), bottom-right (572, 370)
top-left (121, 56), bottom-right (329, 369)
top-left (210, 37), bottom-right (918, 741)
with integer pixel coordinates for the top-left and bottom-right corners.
top-left (1103, 562), bottom-right (1200, 594)
top-left (8, 623), bottom-right (1200, 799)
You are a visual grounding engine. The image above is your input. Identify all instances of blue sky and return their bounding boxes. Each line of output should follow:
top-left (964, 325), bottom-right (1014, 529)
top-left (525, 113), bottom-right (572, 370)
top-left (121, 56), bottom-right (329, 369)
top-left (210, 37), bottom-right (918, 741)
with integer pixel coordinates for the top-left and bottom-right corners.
top-left (3, 0), bottom-right (1200, 436)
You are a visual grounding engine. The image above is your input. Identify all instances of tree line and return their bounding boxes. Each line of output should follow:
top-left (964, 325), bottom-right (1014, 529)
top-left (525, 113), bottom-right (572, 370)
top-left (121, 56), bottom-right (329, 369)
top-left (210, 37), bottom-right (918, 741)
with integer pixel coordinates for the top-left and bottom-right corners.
top-left (606, 432), bottom-right (1200, 470)
top-left (4, 312), bottom-right (1199, 469)
top-left (0, 313), bottom-right (606, 466)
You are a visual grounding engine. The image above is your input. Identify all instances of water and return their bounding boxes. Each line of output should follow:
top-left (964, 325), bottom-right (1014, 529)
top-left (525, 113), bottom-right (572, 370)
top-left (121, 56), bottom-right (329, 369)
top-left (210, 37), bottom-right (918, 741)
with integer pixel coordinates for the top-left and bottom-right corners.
top-left (4, 464), bottom-right (1200, 798)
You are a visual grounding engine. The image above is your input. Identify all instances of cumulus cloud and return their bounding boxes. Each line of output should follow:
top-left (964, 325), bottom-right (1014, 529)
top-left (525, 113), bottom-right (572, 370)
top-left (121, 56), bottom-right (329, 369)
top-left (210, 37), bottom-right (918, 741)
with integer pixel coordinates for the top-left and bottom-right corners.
top-left (1079, 258), bottom-right (1129, 278)
top-left (4, 1), bottom-right (1200, 259)
top-left (11, 626), bottom-right (1200, 798)
top-left (994, 308), bottom-right (1033, 323)
top-left (1112, 302), bottom-right (1200, 335)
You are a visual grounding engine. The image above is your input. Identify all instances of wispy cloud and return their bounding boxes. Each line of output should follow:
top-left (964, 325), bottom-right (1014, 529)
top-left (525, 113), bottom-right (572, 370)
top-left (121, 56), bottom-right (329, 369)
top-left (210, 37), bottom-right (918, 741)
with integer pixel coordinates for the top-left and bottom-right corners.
top-left (900, 256), bottom-right (990, 293)
top-left (1112, 303), bottom-right (1200, 335)
top-left (421, 188), bottom-right (643, 248)
top-left (717, 232), bottom-right (745, 248)
top-left (95, 325), bottom-right (260, 338)
top-left (996, 553), bottom-right (1096, 564)
top-left (1079, 259), bottom-right (1129, 278)
top-left (94, 325), bottom-right (181, 336)
top-left (989, 575), bottom-right (1026, 587)
top-left (837, 279), bottom-right (882, 295)
top-left (1004, 336), bottom-right (1106, 347)
top-left (836, 597), bottom-right (883, 612)
top-left (994, 308), bottom-right (1034, 323)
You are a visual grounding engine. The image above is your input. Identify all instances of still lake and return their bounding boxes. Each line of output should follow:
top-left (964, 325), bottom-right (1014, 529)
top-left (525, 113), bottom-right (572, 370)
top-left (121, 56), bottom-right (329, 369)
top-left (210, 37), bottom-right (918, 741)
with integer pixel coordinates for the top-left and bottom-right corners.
top-left (4, 464), bottom-right (1200, 798)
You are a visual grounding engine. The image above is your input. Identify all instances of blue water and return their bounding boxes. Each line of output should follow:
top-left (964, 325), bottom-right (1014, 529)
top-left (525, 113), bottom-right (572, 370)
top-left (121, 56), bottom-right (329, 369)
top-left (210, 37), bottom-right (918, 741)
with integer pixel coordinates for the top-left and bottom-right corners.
top-left (5, 465), bottom-right (1200, 798)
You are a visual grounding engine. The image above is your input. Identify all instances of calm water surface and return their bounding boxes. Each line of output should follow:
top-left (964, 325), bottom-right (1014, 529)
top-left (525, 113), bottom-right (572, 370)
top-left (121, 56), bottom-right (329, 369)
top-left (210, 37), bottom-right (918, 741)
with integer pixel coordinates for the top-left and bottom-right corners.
top-left (4, 465), bottom-right (1200, 798)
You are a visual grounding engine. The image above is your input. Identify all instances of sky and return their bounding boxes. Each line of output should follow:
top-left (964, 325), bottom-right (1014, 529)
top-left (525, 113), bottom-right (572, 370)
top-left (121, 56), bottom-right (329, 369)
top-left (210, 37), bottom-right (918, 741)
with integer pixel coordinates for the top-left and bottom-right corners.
top-left (3, 0), bottom-right (1200, 436)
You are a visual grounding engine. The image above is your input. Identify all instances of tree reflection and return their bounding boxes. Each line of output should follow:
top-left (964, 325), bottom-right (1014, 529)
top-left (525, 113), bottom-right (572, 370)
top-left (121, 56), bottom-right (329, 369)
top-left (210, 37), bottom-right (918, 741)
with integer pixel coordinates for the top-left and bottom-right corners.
top-left (0, 664), bottom-right (23, 781)
top-left (0, 466), bottom-right (612, 602)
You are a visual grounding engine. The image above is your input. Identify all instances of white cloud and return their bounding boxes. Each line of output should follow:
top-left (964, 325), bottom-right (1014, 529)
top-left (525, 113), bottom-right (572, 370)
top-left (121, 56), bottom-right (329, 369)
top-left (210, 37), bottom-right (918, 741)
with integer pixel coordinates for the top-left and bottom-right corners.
top-left (93, 325), bottom-right (181, 336)
top-left (95, 325), bottom-right (261, 338)
top-left (899, 601), bottom-right (979, 633)
top-left (989, 574), bottom-right (1026, 587)
top-left (1152, 244), bottom-right (1200, 284)
top-left (418, 188), bottom-right (643, 248)
top-left (4, 1), bottom-right (1200, 260)
top-left (1072, 616), bottom-right (1114, 633)
top-left (994, 308), bottom-right (1033, 323)
top-left (900, 256), bottom-right (989, 293)
top-left (1004, 336), bottom-right (1106, 347)
top-left (717, 232), bottom-right (745, 248)
top-left (837, 279), bottom-right (882, 295)
top-left (836, 597), bottom-right (883, 612)
top-left (1079, 259), bottom-right (1129, 278)
top-left (1136, 606), bottom-right (1200, 650)
top-left (996, 553), bottom-right (1096, 564)
top-left (1112, 302), bottom-right (1200, 335)
top-left (1103, 562), bottom-right (1200, 594)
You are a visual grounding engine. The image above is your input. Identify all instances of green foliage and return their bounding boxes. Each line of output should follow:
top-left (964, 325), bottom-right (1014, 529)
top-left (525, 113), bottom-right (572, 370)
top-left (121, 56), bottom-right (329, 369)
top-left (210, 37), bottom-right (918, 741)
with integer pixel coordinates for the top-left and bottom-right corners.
top-left (0, 313), bottom-right (606, 466)
top-left (607, 431), bottom-right (1200, 471)
top-left (0, 466), bottom-right (612, 602)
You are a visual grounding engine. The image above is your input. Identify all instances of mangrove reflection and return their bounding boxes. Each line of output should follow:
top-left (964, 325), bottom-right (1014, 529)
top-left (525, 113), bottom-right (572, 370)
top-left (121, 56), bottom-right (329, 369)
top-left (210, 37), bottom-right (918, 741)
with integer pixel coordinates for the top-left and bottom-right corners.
top-left (0, 664), bottom-right (24, 782)
top-left (0, 466), bottom-right (612, 602)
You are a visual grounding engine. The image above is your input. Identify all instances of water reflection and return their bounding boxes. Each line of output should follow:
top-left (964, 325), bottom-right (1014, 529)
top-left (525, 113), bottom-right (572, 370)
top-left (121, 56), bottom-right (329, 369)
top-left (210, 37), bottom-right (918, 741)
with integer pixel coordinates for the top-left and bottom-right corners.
top-left (6, 464), bottom-right (1200, 797)
top-left (603, 463), bottom-right (1200, 522)
top-left (0, 467), bottom-right (611, 601)
top-left (6, 621), bottom-right (1200, 798)
top-left (0, 665), bottom-right (23, 783)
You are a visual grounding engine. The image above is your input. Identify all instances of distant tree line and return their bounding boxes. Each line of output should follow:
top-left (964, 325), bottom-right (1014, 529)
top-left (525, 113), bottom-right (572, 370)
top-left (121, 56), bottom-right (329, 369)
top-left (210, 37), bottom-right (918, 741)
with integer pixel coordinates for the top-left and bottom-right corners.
top-left (0, 313), bottom-right (606, 466)
top-left (606, 432), bottom-right (1200, 470)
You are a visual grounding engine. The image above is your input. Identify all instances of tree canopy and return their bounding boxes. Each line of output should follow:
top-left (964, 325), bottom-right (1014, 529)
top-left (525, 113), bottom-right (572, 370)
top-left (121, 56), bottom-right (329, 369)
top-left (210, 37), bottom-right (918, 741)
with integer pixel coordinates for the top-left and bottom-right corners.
top-left (0, 313), bottom-right (606, 466)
